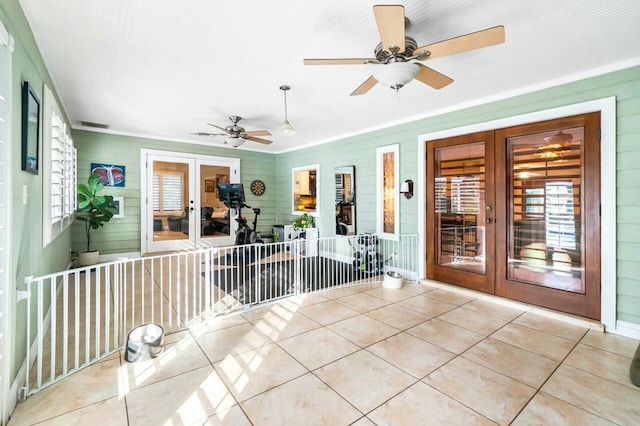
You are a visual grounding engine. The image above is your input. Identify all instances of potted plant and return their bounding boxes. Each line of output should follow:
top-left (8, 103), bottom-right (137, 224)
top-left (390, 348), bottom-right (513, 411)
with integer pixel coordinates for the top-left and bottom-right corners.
top-left (292, 212), bottom-right (314, 236)
top-left (76, 175), bottom-right (115, 266)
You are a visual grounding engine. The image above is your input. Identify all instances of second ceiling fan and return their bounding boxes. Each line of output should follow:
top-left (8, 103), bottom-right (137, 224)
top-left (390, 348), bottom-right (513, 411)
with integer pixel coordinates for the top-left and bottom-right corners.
top-left (304, 5), bottom-right (505, 96)
top-left (191, 115), bottom-right (272, 147)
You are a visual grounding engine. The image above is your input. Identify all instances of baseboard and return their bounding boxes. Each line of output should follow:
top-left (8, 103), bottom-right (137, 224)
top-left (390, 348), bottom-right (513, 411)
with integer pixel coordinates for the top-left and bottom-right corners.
top-left (613, 320), bottom-right (640, 340)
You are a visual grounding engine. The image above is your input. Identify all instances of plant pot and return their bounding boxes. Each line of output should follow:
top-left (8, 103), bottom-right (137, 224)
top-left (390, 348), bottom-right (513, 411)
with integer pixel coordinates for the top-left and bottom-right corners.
top-left (79, 250), bottom-right (100, 266)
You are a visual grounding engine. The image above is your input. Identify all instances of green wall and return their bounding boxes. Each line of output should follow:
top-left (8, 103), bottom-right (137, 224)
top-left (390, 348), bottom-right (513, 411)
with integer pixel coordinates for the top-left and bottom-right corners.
top-left (1, 1), bottom-right (74, 380)
top-left (276, 66), bottom-right (640, 326)
top-left (71, 130), bottom-right (277, 254)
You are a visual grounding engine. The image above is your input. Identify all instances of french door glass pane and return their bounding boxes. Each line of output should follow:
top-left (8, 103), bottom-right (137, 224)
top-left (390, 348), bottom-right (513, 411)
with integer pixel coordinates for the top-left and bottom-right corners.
top-left (199, 164), bottom-right (231, 239)
top-left (434, 143), bottom-right (486, 274)
top-left (152, 161), bottom-right (189, 242)
top-left (508, 127), bottom-right (585, 293)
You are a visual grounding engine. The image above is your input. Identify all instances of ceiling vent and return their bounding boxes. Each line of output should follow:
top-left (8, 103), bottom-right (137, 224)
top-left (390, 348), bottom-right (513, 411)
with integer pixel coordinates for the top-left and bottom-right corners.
top-left (80, 120), bottom-right (110, 129)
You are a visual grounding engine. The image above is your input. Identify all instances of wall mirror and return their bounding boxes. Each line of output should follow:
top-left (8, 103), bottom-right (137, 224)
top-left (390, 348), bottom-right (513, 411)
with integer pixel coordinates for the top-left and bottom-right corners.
top-left (292, 164), bottom-right (319, 216)
top-left (334, 166), bottom-right (356, 235)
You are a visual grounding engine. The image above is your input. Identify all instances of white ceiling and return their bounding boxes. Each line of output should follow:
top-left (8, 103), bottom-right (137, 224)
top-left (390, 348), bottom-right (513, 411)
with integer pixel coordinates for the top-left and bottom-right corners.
top-left (19, 0), bottom-right (640, 153)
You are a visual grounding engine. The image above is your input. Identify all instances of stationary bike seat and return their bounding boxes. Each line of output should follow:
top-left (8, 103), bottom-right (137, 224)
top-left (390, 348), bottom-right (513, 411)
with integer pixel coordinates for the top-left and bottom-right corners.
top-left (253, 208), bottom-right (261, 214)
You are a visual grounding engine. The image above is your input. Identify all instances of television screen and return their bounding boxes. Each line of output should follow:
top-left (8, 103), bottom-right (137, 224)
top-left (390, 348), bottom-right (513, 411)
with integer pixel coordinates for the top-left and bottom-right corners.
top-left (217, 183), bottom-right (245, 208)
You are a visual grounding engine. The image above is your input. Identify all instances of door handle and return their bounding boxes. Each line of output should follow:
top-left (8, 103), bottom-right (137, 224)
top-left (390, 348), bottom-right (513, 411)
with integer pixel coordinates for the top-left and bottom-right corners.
top-left (486, 218), bottom-right (493, 223)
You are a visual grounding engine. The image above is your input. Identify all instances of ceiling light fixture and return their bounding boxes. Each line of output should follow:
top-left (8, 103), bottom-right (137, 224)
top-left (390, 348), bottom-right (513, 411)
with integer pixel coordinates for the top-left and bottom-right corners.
top-left (371, 62), bottom-right (420, 92)
top-left (279, 85), bottom-right (295, 135)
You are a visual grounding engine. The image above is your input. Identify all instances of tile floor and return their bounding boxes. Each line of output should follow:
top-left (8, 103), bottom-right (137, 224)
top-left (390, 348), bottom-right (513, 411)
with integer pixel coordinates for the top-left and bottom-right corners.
top-left (9, 282), bottom-right (640, 425)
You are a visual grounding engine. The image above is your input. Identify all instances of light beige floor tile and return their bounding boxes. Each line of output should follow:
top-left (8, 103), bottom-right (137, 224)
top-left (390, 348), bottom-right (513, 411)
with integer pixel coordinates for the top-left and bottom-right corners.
top-left (580, 329), bottom-right (639, 357)
top-left (424, 289), bottom-right (476, 306)
top-left (327, 314), bottom-right (399, 347)
top-left (513, 312), bottom-right (588, 341)
top-left (195, 322), bottom-right (272, 363)
top-left (491, 323), bottom-right (575, 361)
top-left (277, 327), bottom-right (360, 370)
top-left (315, 350), bottom-right (416, 413)
top-left (425, 357), bottom-right (536, 425)
top-left (122, 334), bottom-right (210, 391)
top-left (10, 357), bottom-right (122, 425)
top-left (564, 343), bottom-right (637, 389)
top-left (462, 337), bottom-right (558, 388)
top-left (368, 381), bottom-right (495, 426)
top-left (366, 303), bottom-right (431, 330)
top-left (397, 294), bottom-right (458, 317)
top-left (251, 311), bottom-right (321, 341)
top-left (189, 314), bottom-right (249, 336)
top-left (28, 396), bottom-right (128, 426)
top-left (126, 365), bottom-right (235, 426)
top-left (350, 417), bottom-right (377, 426)
top-left (240, 373), bottom-right (361, 425)
top-left (364, 286), bottom-right (422, 303)
top-left (296, 300), bottom-right (360, 325)
top-left (241, 302), bottom-right (298, 324)
top-left (214, 343), bottom-right (307, 402)
top-left (334, 292), bottom-right (391, 313)
top-left (202, 404), bottom-right (252, 426)
top-left (367, 332), bottom-right (456, 379)
top-left (463, 299), bottom-right (524, 321)
top-left (542, 364), bottom-right (640, 425)
top-left (282, 292), bottom-right (329, 308)
top-left (438, 306), bottom-right (509, 335)
top-left (322, 285), bottom-right (371, 300)
top-left (407, 318), bottom-right (484, 354)
top-left (512, 392), bottom-right (615, 426)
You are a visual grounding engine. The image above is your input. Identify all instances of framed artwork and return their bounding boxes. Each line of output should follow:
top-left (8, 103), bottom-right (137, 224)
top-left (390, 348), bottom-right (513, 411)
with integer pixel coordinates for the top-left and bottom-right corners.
top-left (91, 163), bottom-right (126, 187)
top-left (204, 179), bottom-right (215, 193)
top-left (21, 81), bottom-right (40, 174)
top-left (112, 196), bottom-right (125, 219)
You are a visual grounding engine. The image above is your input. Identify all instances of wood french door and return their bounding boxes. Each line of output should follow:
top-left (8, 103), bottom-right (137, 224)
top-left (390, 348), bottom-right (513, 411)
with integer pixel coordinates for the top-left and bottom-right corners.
top-left (426, 113), bottom-right (601, 319)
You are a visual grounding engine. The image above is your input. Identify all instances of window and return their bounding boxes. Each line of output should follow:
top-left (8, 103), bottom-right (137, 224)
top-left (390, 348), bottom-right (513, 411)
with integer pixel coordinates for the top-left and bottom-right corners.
top-left (42, 85), bottom-right (77, 246)
top-left (153, 172), bottom-right (184, 213)
top-left (376, 144), bottom-right (399, 239)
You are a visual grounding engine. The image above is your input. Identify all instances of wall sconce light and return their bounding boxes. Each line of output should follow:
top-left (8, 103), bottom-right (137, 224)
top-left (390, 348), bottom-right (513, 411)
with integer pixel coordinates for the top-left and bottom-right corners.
top-left (400, 179), bottom-right (414, 199)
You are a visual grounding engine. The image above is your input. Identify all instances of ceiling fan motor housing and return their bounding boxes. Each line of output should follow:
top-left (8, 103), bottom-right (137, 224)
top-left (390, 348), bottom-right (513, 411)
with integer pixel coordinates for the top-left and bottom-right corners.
top-left (375, 36), bottom-right (419, 63)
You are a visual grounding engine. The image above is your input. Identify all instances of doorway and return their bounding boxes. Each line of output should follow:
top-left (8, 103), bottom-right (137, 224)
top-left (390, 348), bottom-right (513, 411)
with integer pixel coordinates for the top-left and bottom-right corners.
top-left (426, 113), bottom-right (601, 319)
top-left (141, 150), bottom-right (240, 253)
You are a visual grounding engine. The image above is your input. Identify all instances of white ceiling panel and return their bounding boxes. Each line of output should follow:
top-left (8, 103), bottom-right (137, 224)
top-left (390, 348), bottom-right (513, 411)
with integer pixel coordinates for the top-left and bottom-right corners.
top-left (18, 0), bottom-right (640, 153)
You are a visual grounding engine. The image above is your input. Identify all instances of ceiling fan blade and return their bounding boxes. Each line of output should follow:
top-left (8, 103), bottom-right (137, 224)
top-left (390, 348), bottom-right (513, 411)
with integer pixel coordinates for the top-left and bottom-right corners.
top-left (350, 75), bottom-right (378, 96)
top-left (414, 25), bottom-right (505, 60)
top-left (373, 5), bottom-right (406, 53)
top-left (190, 132), bottom-right (226, 137)
top-left (414, 64), bottom-right (453, 89)
top-left (304, 58), bottom-right (377, 65)
top-left (242, 130), bottom-right (271, 137)
top-left (244, 136), bottom-right (273, 145)
top-left (207, 123), bottom-right (229, 132)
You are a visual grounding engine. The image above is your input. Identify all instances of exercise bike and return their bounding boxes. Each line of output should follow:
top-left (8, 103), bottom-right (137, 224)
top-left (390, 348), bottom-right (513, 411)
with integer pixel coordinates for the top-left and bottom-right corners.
top-left (234, 202), bottom-right (261, 246)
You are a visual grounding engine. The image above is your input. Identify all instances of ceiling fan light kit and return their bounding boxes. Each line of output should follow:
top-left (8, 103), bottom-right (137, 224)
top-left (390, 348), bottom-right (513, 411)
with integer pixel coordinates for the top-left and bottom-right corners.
top-left (279, 85), bottom-right (296, 135)
top-left (371, 61), bottom-right (420, 91)
top-left (303, 5), bottom-right (505, 96)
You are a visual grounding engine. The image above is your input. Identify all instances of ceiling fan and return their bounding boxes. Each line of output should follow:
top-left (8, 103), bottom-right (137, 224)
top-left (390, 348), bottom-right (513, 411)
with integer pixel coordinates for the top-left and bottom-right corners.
top-left (303, 5), bottom-right (505, 96)
top-left (191, 115), bottom-right (272, 147)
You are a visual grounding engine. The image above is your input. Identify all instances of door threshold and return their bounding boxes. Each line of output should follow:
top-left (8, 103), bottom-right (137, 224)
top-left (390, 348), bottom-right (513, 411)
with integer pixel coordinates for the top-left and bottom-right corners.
top-left (420, 279), bottom-right (604, 332)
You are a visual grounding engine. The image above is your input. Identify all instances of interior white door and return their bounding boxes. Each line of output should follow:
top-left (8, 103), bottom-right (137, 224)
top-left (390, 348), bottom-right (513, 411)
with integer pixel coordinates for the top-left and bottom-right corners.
top-left (142, 150), bottom-right (239, 254)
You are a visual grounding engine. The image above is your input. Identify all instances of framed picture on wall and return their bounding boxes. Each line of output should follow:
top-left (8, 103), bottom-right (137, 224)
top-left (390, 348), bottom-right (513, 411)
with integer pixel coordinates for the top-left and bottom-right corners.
top-left (91, 163), bottom-right (126, 187)
top-left (204, 179), bottom-right (215, 193)
top-left (21, 81), bottom-right (40, 175)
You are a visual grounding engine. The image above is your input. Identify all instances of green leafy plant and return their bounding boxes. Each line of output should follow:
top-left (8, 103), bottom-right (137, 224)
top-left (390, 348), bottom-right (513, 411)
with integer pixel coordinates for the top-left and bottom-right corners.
top-left (292, 213), bottom-right (313, 231)
top-left (76, 175), bottom-right (115, 252)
